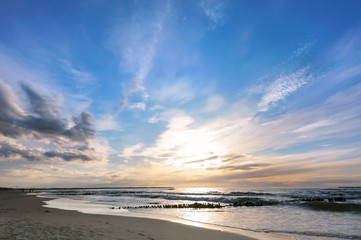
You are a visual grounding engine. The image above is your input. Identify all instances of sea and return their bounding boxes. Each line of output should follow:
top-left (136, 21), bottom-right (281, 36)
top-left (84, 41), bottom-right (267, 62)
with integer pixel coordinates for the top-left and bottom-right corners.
top-left (36, 187), bottom-right (361, 240)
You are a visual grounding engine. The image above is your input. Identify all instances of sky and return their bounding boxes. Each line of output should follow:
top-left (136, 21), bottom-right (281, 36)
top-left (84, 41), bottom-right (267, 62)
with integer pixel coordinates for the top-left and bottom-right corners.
top-left (0, 0), bottom-right (361, 188)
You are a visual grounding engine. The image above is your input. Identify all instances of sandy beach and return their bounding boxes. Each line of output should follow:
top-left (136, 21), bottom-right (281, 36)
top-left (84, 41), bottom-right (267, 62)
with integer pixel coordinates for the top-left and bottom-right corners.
top-left (0, 190), bottom-right (292, 240)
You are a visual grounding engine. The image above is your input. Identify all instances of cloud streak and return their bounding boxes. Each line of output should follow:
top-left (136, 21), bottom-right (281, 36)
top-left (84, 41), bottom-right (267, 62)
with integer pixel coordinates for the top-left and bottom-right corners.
top-left (200, 0), bottom-right (227, 28)
top-left (44, 151), bottom-right (92, 162)
top-left (258, 67), bottom-right (311, 111)
top-left (62, 60), bottom-right (94, 87)
top-left (115, 2), bottom-right (169, 111)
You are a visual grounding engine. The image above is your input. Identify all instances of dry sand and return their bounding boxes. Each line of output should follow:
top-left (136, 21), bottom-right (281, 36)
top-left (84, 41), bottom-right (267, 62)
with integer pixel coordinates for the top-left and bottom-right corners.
top-left (0, 190), bottom-right (291, 240)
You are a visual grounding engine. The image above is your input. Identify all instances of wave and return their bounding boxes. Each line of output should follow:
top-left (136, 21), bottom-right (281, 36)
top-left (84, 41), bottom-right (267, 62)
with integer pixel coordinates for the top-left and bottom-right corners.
top-left (300, 202), bottom-right (361, 213)
top-left (268, 229), bottom-right (361, 240)
top-left (43, 188), bottom-right (361, 212)
top-left (48, 187), bottom-right (360, 197)
top-left (135, 194), bottom-right (241, 204)
top-left (232, 198), bottom-right (279, 207)
top-left (48, 189), bottom-right (274, 198)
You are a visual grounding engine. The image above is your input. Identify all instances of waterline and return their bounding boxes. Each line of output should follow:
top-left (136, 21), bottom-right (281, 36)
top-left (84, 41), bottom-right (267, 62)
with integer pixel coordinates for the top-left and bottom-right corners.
top-left (42, 196), bottom-right (290, 240)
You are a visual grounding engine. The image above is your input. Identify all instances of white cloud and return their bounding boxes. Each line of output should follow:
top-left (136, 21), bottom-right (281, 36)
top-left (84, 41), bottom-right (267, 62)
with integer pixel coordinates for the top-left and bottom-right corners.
top-left (167, 115), bottom-right (194, 130)
top-left (95, 114), bottom-right (122, 131)
top-left (200, 0), bottom-right (227, 27)
top-left (202, 95), bottom-right (225, 113)
top-left (62, 60), bottom-right (94, 86)
top-left (287, 40), bottom-right (315, 61)
top-left (152, 80), bottom-right (194, 104)
top-left (331, 64), bottom-right (361, 83)
top-left (293, 120), bottom-right (336, 133)
top-left (148, 115), bottom-right (160, 124)
top-left (258, 67), bottom-right (310, 112)
top-left (149, 104), bottom-right (164, 112)
top-left (120, 143), bottom-right (144, 157)
top-left (147, 109), bottom-right (187, 124)
top-left (112, 2), bottom-right (170, 111)
top-left (129, 102), bottom-right (146, 111)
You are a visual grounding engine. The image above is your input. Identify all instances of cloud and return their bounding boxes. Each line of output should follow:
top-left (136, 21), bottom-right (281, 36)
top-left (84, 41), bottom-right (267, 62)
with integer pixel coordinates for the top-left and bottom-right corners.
top-left (202, 95), bottom-right (225, 113)
top-left (149, 105), bottom-right (164, 112)
top-left (208, 163), bottom-right (270, 171)
top-left (331, 64), bottom-right (361, 83)
top-left (0, 142), bottom-right (38, 161)
top-left (152, 81), bottom-right (194, 104)
top-left (129, 102), bottom-right (146, 111)
top-left (63, 112), bottom-right (95, 141)
top-left (329, 28), bottom-right (361, 62)
top-left (118, 72), bottom-right (148, 112)
top-left (0, 80), bottom-right (25, 137)
top-left (114, 2), bottom-right (170, 111)
top-left (0, 49), bottom-right (54, 94)
top-left (19, 83), bottom-right (67, 136)
top-left (120, 143), bottom-right (144, 158)
top-left (118, 79), bottom-right (361, 186)
top-left (286, 40), bottom-right (315, 62)
top-left (62, 60), bottom-right (94, 86)
top-left (258, 67), bottom-right (311, 112)
top-left (293, 120), bottom-right (336, 133)
top-left (147, 109), bottom-right (186, 124)
top-left (95, 114), bottom-right (122, 131)
top-left (167, 115), bottom-right (194, 130)
top-left (0, 80), bottom-right (95, 141)
top-left (200, 0), bottom-right (227, 28)
top-left (0, 80), bottom-right (103, 162)
top-left (21, 83), bottom-right (59, 119)
top-left (127, 114), bottom-right (235, 169)
top-left (44, 151), bottom-right (93, 161)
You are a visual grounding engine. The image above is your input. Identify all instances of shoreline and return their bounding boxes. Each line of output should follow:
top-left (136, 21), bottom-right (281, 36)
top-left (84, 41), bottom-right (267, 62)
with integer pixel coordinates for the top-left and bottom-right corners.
top-left (0, 190), bottom-right (291, 240)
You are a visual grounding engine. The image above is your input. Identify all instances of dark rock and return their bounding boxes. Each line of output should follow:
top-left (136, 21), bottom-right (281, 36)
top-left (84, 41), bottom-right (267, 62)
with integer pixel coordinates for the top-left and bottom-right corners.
top-left (333, 197), bottom-right (346, 202)
top-left (301, 198), bottom-right (324, 202)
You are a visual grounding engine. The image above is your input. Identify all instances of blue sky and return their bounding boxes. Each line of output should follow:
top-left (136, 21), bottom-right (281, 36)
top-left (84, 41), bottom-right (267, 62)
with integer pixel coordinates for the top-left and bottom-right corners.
top-left (0, 0), bottom-right (360, 187)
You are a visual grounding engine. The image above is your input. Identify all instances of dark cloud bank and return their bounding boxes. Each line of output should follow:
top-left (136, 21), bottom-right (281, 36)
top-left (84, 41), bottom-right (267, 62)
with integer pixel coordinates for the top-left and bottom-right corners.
top-left (0, 80), bottom-right (97, 162)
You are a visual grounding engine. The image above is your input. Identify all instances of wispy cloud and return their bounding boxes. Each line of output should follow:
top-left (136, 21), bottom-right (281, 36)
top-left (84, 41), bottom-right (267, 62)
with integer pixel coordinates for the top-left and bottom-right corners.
top-left (113, 2), bottom-right (170, 111)
top-left (200, 0), bottom-right (227, 28)
top-left (258, 67), bottom-right (311, 112)
top-left (286, 40), bottom-right (315, 62)
top-left (119, 143), bottom-right (144, 158)
top-left (329, 28), bottom-right (361, 61)
top-left (202, 95), bottom-right (225, 113)
top-left (331, 64), bottom-right (361, 83)
top-left (293, 120), bottom-right (336, 133)
top-left (129, 102), bottom-right (146, 111)
top-left (0, 48), bottom-right (56, 94)
top-left (152, 80), bottom-right (194, 104)
top-left (147, 108), bottom-right (186, 124)
top-left (95, 114), bottom-right (122, 131)
top-left (62, 60), bottom-right (94, 87)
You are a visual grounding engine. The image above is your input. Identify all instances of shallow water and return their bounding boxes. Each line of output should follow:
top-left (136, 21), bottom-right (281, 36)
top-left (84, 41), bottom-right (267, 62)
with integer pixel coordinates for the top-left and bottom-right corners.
top-left (39, 187), bottom-right (361, 240)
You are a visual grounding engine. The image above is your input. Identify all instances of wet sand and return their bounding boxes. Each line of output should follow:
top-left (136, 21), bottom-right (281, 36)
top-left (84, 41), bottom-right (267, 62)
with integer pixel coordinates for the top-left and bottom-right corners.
top-left (0, 190), bottom-right (290, 240)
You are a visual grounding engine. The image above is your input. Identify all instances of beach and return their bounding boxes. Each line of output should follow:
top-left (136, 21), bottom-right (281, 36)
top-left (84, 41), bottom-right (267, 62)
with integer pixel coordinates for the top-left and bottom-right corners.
top-left (0, 190), bottom-right (289, 240)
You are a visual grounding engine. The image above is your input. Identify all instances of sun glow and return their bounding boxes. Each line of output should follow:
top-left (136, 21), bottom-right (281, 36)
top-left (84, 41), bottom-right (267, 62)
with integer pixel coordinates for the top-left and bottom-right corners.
top-left (162, 129), bottom-right (228, 169)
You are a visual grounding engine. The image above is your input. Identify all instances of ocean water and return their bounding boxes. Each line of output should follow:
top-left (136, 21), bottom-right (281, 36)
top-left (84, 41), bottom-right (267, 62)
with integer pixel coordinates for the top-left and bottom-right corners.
top-left (38, 187), bottom-right (361, 240)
